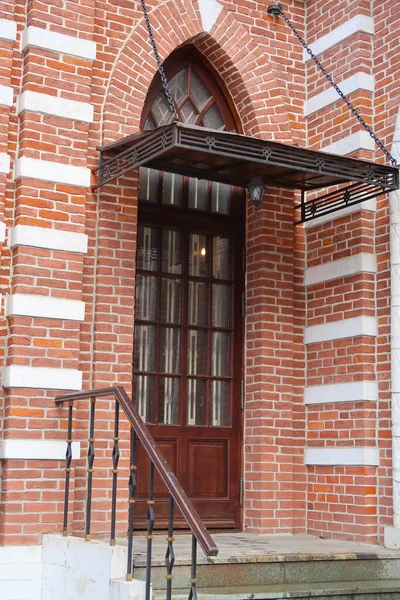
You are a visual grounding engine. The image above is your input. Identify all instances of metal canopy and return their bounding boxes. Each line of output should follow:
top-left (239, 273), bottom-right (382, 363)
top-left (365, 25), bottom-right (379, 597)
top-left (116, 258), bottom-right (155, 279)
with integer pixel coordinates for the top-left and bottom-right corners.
top-left (94, 123), bottom-right (399, 223)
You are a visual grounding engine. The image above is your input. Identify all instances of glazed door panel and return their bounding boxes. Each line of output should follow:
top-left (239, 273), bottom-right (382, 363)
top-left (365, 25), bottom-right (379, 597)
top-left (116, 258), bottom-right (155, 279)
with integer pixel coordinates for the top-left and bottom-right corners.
top-left (133, 210), bottom-right (243, 529)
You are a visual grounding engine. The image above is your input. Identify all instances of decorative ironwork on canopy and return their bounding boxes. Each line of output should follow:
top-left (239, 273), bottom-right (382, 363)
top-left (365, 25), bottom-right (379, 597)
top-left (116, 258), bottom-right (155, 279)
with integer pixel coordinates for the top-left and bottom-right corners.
top-left (93, 123), bottom-right (399, 224)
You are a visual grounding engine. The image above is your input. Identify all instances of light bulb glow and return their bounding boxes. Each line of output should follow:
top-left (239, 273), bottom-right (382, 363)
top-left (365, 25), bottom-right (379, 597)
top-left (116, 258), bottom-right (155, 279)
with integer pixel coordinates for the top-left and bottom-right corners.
top-left (200, 248), bottom-right (206, 256)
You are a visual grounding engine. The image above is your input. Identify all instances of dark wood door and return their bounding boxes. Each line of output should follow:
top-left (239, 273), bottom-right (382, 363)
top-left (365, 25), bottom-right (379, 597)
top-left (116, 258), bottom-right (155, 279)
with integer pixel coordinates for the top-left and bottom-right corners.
top-left (133, 176), bottom-right (244, 529)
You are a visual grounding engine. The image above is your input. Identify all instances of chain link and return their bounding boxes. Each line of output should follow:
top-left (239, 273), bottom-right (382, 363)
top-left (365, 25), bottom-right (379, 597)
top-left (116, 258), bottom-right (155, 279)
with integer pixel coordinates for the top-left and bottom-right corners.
top-left (274, 4), bottom-right (397, 167)
top-left (140, 0), bottom-right (179, 121)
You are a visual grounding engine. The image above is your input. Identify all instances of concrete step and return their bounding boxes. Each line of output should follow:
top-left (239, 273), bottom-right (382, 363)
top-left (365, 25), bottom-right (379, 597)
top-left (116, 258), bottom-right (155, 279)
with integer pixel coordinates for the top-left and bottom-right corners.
top-left (152, 579), bottom-right (400, 599)
top-left (134, 555), bottom-right (400, 590)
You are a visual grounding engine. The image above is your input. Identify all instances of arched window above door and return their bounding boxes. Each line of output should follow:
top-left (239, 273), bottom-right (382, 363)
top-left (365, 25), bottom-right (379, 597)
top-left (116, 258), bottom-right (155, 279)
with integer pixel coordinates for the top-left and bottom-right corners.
top-left (138, 47), bottom-right (241, 215)
top-left (144, 65), bottom-right (225, 131)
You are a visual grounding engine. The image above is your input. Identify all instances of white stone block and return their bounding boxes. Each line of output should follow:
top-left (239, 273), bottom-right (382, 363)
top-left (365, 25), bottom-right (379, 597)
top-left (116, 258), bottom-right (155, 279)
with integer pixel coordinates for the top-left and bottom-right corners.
top-left (15, 157), bottom-right (91, 187)
top-left (0, 153), bottom-right (11, 174)
top-left (323, 131), bottom-right (375, 156)
top-left (22, 26), bottom-right (97, 60)
top-left (6, 294), bottom-right (85, 321)
top-left (305, 72), bottom-right (374, 116)
top-left (0, 545), bottom-right (42, 600)
top-left (304, 316), bottom-right (377, 345)
top-left (304, 15), bottom-right (374, 61)
top-left (305, 446), bottom-right (379, 466)
top-left (18, 91), bottom-right (94, 123)
top-left (198, 0), bottom-right (223, 32)
top-left (304, 253), bottom-right (377, 286)
top-left (10, 224), bottom-right (88, 253)
top-left (0, 439), bottom-right (80, 460)
top-left (304, 381), bottom-right (379, 405)
top-left (0, 83), bottom-right (13, 107)
top-left (110, 579), bottom-right (146, 600)
top-left (0, 18), bottom-right (17, 42)
top-left (2, 365), bottom-right (83, 390)
top-left (384, 526), bottom-right (400, 549)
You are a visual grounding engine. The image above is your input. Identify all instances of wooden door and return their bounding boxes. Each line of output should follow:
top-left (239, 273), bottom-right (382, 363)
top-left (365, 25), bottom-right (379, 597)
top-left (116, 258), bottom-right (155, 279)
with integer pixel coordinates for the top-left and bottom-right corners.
top-left (133, 177), bottom-right (244, 530)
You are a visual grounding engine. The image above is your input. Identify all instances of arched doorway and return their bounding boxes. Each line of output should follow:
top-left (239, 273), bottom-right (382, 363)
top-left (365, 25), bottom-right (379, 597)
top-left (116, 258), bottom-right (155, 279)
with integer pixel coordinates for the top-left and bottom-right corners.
top-left (133, 46), bottom-right (245, 529)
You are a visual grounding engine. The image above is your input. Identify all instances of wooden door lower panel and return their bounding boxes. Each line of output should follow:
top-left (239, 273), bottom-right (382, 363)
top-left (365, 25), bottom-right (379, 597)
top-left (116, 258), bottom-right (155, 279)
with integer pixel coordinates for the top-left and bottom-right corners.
top-left (134, 430), bottom-right (239, 530)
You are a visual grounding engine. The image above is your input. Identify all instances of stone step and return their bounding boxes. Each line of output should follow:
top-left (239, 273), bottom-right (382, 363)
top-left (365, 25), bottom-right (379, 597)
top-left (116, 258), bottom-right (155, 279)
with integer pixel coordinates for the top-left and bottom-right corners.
top-left (134, 555), bottom-right (400, 590)
top-left (152, 579), bottom-right (400, 599)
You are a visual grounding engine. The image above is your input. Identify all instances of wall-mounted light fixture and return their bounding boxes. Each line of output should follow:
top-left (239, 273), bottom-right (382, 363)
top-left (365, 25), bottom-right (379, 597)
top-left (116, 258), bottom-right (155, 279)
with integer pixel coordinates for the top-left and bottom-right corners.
top-left (267, 4), bottom-right (283, 17)
top-left (247, 179), bottom-right (266, 211)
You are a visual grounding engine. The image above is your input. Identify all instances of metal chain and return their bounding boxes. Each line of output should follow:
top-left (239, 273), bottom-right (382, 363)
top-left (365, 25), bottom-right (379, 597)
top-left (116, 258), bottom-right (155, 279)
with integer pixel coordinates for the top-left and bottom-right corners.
top-left (140, 0), bottom-right (179, 121)
top-left (273, 4), bottom-right (397, 167)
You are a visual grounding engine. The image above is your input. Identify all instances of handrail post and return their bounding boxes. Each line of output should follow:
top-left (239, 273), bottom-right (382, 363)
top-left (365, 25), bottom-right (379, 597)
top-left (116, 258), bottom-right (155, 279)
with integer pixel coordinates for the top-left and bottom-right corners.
top-left (126, 428), bottom-right (137, 581)
top-left (85, 397), bottom-right (96, 541)
top-left (62, 400), bottom-right (73, 536)
top-left (110, 401), bottom-right (120, 546)
top-left (145, 461), bottom-right (155, 600)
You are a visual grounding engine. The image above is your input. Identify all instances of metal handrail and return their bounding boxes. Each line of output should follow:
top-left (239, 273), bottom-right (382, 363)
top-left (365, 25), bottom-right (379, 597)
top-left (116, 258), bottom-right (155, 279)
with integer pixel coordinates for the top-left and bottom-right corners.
top-left (56, 386), bottom-right (218, 558)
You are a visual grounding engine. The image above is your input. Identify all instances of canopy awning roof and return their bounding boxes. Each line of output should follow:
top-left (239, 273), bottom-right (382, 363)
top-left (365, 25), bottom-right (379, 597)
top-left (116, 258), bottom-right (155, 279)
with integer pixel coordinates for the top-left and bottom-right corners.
top-left (94, 123), bottom-right (399, 223)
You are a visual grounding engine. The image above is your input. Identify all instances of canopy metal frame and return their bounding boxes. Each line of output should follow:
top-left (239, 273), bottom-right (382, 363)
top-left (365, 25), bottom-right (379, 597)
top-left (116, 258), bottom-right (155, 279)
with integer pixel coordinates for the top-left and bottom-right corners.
top-left (93, 123), bottom-right (399, 224)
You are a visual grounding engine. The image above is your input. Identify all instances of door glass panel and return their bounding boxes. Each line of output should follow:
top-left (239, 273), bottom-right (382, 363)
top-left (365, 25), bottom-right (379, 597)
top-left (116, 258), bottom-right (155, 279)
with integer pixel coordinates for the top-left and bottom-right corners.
top-left (187, 379), bottom-right (206, 426)
top-left (212, 182), bottom-right (231, 214)
top-left (181, 100), bottom-right (198, 124)
top-left (211, 380), bottom-right (229, 426)
top-left (169, 68), bottom-right (188, 105)
top-left (203, 104), bottom-right (225, 130)
top-left (160, 327), bottom-right (181, 374)
top-left (162, 172), bottom-right (183, 206)
top-left (135, 375), bottom-right (156, 424)
top-left (211, 332), bottom-right (230, 376)
top-left (134, 325), bottom-right (156, 372)
top-left (188, 282), bottom-right (207, 326)
top-left (159, 377), bottom-right (180, 425)
top-left (137, 226), bottom-right (158, 272)
top-left (189, 234), bottom-right (207, 277)
top-left (162, 230), bottom-right (182, 274)
top-left (212, 284), bottom-right (231, 328)
top-left (161, 279), bottom-right (181, 324)
top-left (213, 237), bottom-right (231, 280)
top-left (138, 168), bottom-right (159, 202)
top-left (136, 275), bottom-right (157, 321)
top-left (190, 70), bottom-right (212, 111)
top-left (152, 92), bottom-right (172, 126)
top-left (187, 330), bottom-right (206, 375)
top-left (188, 178), bottom-right (208, 210)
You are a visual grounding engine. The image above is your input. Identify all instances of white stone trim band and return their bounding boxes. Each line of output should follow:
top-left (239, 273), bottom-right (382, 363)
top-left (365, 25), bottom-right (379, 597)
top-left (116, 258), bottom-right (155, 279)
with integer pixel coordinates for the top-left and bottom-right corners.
top-left (21, 26), bottom-right (97, 60)
top-left (0, 439), bottom-right (80, 460)
top-left (304, 253), bottom-right (377, 286)
top-left (304, 15), bottom-right (374, 61)
top-left (2, 366), bottom-right (83, 390)
top-left (10, 224), bottom-right (88, 254)
top-left (18, 91), bottom-right (94, 123)
top-left (304, 198), bottom-right (376, 229)
top-left (305, 72), bottom-right (374, 116)
top-left (323, 131), bottom-right (375, 156)
top-left (305, 446), bottom-right (379, 466)
top-left (0, 19), bottom-right (17, 42)
top-left (0, 83), bottom-right (13, 108)
top-left (0, 222), bottom-right (6, 243)
top-left (0, 153), bottom-right (10, 175)
top-left (15, 157), bottom-right (91, 187)
top-left (305, 381), bottom-right (379, 405)
top-left (304, 316), bottom-right (377, 345)
top-left (6, 294), bottom-right (85, 321)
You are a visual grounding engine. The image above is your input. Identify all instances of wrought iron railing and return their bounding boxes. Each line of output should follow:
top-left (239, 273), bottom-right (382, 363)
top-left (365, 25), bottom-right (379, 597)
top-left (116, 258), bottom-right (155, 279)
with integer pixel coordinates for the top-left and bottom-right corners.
top-left (56, 386), bottom-right (218, 599)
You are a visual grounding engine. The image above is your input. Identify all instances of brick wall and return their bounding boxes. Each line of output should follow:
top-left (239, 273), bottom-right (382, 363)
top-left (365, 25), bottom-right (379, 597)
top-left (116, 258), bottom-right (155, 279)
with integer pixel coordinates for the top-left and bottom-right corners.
top-left (0, 0), bottom-right (398, 546)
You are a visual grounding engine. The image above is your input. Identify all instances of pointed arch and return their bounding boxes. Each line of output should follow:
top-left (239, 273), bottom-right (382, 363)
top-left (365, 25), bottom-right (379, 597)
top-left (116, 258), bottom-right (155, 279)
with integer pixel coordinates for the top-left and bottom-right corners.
top-left (101, 1), bottom-right (299, 146)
